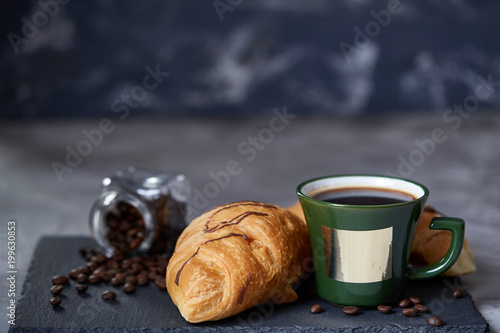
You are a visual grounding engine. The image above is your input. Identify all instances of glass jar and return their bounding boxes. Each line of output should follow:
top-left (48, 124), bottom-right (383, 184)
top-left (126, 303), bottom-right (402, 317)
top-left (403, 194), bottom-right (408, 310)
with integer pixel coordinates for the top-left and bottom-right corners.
top-left (89, 166), bottom-right (190, 258)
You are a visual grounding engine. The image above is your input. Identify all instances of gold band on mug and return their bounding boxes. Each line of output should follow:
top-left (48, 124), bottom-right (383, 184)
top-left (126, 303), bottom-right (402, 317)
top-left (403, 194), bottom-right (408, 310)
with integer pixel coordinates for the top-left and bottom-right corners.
top-left (322, 226), bottom-right (393, 283)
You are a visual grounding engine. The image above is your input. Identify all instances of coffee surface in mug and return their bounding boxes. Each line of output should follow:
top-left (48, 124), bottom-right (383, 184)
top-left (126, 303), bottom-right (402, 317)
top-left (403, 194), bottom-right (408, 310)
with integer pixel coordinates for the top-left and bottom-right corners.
top-left (312, 187), bottom-right (415, 205)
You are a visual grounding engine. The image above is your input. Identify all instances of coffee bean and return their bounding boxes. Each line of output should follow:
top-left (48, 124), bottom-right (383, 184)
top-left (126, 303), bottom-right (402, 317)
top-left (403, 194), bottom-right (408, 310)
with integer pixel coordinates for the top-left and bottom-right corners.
top-left (107, 260), bottom-right (120, 270)
top-left (123, 282), bottom-right (135, 294)
top-left (79, 246), bottom-right (94, 257)
top-left (136, 274), bottom-right (149, 286)
top-left (127, 228), bottom-right (141, 238)
top-left (131, 263), bottom-right (144, 273)
top-left (414, 304), bottom-right (428, 313)
top-left (409, 296), bottom-right (421, 305)
top-left (125, 276), bottom-right (137, 285)
top-left (428, 316), bottom-right (444, 327)
top-left (376, 305), bottom-right (392, 314)
top-left (402, 308), bottom-right (419, 317)
top-left (398, 298), bottom-right (411, 308)
top-left (148, 271), bottom-right (157, 281)
top-left (129, 237), bottom-right (143, 250)
top-left (342, 306), bottom-right (359, 316)
top-left (88, 274), bottom-right (100, 284)
top-left (78, 266), bottom-right (91, 275)
top-left (50, 285), bottom-right (64, 295)
top-left (101, 290), bottom-right (116, 300)
top-left (52, 275), bottom-right (69, 285)
top-left (50, 296), bottom-right (62, 307)
top-left (69, 269), bottom-right (81, 280)
top-left (86, 261), bottom-right (98, 272)
top-left (122, 259), bottom-right (132, 270)
top-left (93, 253), bottom-right (108, 265)
top-left (111, 251), bottom-right (125, 261)
top-left (111, 277), bottom-right (123, 287)
top-left (77, 273), bottom-right (88, 284)
top-left (310, 304), bottom-right (323, 314)
top-left (154, 279), bottom-right (166, 290)
top-left (75, 284), bottom-right (88, 293)
top-left (452, 287), bottom-right (464, 298)
top-left (92, 268), bottom-right (104, 278)
top-left (101, 271), bottom-right (113, 281)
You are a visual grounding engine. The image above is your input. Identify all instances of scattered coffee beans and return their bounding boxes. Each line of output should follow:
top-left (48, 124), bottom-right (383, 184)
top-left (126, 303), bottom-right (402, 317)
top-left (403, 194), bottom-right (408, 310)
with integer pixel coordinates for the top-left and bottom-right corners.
top-left (402, 308), bottom-right (419, 317)
top-left (111, 277), bottom-right (123, 287)
top-left (409, 296), bottom-right (421, 305)
top-left (136, 274), bottom-right (149, 286)
top-left (49, 245), bottom-right (170, 309)
top-left (50, 296), bottom-right (62, 307)
top-left (75, 284), bottom-right (88, 293)
top-left (52, 275), bottom-right (69, 285)
top-left (452, 287), bottom-right (464, 298)
top-left (101, 271), bottom-right (113, 282)
top-left (125, 276), bottom-right (137, 285)
top-left (376, 305), bottom-right (392, 314)
top-left (310, 304), bottom-right (323, 314)
top-left (342, 306), bottom-right (359, 316)
top-left (398, 298), bottom-right (411, 308)
top-left (77, 273), bottom-right (88, 284)
top-left (101, 290), bottom-right (116, 300)
top-left (154, 279), bottom-right (167, 290)
top-left (50, 285), bottom-right (64, 295)
top-left (123, 282), bottom-right (135, 294)
top-left (414, 304), bottom-right (428, 313)
top-left (88, 274), bottom-right (100, 284)
top-left (428, 316), bottom-right (444, 327)
top-left (69, 269), bottom-right (81, 280)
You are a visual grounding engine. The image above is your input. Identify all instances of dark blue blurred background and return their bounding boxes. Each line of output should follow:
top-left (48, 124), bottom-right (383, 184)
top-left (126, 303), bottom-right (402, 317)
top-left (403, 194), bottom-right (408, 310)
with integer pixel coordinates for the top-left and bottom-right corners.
top-left (2, 0), bottom-right (500, 120)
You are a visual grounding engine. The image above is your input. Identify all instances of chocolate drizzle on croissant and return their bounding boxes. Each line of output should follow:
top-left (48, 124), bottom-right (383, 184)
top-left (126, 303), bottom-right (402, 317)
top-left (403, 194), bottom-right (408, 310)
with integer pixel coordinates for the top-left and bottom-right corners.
top-left (174, 232), bottom-right (249, 285)
top-left (237, 272), bottom-right (253, 305)
top-left (204, 211), bottom-right (268, 233)
top-left (204, 201), bottom-right (276, 233)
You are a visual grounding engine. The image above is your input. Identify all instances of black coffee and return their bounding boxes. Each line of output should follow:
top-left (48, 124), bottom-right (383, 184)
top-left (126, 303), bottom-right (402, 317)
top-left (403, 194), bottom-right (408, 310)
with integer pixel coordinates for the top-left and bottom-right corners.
top-left (312, 187), bottom-right (415, 205)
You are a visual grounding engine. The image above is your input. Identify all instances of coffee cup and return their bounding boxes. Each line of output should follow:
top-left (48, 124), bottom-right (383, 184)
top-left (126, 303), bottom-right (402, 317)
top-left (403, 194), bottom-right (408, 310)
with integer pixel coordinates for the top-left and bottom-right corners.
top-left (296, 174), bottom-right (464, 306)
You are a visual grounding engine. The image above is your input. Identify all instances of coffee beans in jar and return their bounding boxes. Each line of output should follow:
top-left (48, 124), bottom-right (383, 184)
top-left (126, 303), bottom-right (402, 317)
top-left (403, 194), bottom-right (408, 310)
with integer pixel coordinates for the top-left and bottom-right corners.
top-left (89, 167), bottom-right (190, 258)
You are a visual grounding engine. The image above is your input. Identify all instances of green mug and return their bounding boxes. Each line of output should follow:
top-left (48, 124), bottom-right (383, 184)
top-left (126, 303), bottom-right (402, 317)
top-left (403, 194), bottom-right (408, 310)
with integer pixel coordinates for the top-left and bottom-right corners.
top-left (296, 174), bottom-right (464, 307)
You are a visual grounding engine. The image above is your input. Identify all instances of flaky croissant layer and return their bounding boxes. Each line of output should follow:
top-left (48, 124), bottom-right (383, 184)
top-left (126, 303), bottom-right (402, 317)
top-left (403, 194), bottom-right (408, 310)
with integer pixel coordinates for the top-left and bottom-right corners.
top-left (166, 201), bottom-right (311, 323)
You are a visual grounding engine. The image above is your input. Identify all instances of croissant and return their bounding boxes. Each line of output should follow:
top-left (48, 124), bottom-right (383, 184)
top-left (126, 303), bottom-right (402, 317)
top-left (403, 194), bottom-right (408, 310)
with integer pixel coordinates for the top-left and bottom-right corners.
top-left (166, 201), bottom-right (311, 323)
top-left (410, 205), bottom-right (476, 276)
top-left (287, 202), bottom-right (476, 276)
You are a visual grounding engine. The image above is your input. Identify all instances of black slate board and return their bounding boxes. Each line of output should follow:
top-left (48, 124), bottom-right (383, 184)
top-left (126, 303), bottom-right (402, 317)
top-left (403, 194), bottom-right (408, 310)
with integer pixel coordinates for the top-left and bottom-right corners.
top-left (10, 237), bottom-right (489, 332)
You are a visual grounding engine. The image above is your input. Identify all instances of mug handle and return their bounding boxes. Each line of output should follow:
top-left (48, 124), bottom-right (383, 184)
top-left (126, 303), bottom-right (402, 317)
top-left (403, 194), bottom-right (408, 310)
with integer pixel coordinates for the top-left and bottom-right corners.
top-left (406, 217), bottom-right (465, 280)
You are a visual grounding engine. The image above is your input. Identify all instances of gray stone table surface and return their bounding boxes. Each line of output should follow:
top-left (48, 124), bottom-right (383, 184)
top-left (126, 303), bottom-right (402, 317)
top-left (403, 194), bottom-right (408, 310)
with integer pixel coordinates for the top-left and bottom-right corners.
top-left (0, 111), bottom-right (499, 331)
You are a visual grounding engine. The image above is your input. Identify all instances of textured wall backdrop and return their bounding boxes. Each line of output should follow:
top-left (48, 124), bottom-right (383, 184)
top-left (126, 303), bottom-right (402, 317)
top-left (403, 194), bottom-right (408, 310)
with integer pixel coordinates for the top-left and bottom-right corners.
top-left (2, 0), bottom-right (500, 119)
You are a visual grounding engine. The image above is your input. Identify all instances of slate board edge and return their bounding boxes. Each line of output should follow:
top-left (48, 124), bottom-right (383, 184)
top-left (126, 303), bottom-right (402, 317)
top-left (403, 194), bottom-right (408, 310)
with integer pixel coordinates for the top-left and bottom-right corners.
top-left (8, 324), bottom-right (490, 333)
